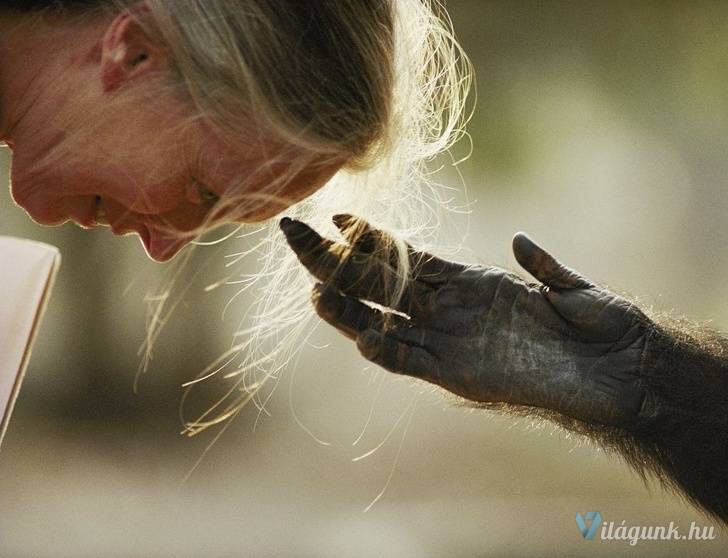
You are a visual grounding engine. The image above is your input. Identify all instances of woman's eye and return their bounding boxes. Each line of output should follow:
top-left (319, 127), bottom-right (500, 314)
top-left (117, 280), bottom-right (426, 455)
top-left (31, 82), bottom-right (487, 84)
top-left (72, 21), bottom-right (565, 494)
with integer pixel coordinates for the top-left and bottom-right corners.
top-left (195, 181), bottom-right (220, 203)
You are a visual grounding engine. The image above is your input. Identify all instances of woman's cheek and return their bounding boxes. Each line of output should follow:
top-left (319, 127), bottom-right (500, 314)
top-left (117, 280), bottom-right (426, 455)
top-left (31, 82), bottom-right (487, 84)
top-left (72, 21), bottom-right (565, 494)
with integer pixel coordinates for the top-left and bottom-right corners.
top-left (153, 203), bottom-right (213, 233)
top-left (99, 173), bottom-right (187, 215)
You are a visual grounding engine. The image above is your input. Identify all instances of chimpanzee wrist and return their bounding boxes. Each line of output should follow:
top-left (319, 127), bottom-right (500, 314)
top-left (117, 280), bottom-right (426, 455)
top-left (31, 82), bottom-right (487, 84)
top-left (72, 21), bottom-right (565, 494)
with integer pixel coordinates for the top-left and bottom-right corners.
top-left (634, 322), bottom-right (728, 428)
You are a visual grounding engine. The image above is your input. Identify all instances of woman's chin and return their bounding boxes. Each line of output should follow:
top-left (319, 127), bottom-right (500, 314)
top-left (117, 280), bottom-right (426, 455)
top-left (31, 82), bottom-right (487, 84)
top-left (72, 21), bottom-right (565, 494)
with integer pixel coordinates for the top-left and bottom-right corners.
top-left (141, 231), bottom-right (190, 263)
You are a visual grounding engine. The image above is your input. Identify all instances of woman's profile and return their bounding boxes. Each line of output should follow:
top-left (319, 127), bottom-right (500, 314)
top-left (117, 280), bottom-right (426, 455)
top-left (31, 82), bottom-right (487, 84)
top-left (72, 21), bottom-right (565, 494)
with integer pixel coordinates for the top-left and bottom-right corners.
top-left (0, 1), bottom-right (472, 430)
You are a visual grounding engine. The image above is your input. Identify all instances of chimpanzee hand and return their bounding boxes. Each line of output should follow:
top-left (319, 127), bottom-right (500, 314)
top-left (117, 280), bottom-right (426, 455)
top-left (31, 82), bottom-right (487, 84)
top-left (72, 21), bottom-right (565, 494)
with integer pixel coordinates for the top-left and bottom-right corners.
top-left (280, 215), bottom-right (648, 426)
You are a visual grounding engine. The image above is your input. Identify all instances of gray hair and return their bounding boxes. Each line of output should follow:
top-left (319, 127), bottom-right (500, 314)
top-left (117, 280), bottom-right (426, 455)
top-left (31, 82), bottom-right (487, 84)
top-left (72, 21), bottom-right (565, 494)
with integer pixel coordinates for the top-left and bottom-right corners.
top-left (22, 0), bottom-right (473, 432)
top-left (147, 1), bottom-right (395, 164)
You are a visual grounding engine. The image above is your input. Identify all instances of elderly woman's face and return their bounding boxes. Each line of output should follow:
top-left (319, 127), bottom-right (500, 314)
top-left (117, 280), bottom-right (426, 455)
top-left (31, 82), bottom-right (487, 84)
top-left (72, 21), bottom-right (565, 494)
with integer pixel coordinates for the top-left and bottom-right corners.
top-left (3, 9), bottom-right (339, 262)
top-left (13, 108), bottom-right (222, 261)
top-left (10, 101), bottom-right (327, 262)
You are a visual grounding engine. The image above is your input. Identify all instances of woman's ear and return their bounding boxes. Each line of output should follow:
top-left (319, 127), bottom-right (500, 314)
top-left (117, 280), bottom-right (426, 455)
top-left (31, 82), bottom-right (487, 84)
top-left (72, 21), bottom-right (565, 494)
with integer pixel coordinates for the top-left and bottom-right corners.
top-left (100, 4), bottom-right (165, 92)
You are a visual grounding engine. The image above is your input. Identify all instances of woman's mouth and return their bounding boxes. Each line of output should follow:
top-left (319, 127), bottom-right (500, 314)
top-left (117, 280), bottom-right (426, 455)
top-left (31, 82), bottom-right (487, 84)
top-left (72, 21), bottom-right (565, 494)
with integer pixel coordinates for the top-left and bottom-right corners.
top-left (94, 196), bottom-right (109, 225)
top-left (74, 197), bottom-right (192, 262)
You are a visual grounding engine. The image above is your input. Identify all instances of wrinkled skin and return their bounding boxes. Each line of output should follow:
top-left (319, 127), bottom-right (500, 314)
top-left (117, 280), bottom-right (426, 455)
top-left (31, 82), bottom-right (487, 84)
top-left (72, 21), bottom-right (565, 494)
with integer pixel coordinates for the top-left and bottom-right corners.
top-left (280, 215), bottom-right (649, 426)
top-left (0, 7), bottom-right (341, 263)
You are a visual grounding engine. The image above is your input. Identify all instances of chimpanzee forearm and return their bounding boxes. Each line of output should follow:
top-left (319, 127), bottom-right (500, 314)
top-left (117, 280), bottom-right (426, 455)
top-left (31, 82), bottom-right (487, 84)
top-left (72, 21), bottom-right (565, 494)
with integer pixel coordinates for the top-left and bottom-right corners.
top-left (626, 323), bottom-right (728, 520)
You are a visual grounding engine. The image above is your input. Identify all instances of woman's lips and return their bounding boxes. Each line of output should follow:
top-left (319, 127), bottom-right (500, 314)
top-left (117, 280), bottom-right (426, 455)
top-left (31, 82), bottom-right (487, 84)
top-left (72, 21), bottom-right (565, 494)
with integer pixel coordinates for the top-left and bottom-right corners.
top-left (95, 196), bottom-right (109, 225)
top-left (66, 196), bottom-right (101, 228)
top-left (109, 220), bottom-right (188, 263)
top-left (68, 197), bottom-right (191, 262)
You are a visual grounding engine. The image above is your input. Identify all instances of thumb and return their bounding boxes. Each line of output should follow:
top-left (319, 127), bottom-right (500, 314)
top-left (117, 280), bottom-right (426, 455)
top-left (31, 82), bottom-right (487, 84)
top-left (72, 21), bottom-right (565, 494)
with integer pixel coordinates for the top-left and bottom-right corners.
top-left (512, 232), bottom-right (593, 290)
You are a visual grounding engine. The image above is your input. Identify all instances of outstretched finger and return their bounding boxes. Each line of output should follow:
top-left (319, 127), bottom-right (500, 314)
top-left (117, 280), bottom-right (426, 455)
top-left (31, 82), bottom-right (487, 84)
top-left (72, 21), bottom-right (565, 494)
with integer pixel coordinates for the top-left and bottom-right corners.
top-left (357, 328), bottom-right (441, 384)
top-left (512, 232), bottom-right (594, 290)
top-left (280, 217), bottom-right (430, 316)
top-left (279, 217), bottom-right (346, 282)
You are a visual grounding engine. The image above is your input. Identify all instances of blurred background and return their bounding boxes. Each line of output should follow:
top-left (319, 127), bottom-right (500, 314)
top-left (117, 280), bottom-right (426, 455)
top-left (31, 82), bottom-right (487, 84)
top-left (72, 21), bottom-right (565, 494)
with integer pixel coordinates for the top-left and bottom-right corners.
top-left (2, 1), bottom-right (728, 556)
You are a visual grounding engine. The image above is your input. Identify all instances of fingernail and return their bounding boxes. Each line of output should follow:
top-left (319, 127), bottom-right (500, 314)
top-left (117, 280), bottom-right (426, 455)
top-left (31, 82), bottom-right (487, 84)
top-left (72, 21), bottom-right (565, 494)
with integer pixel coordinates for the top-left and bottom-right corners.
top-left (512, 232), bottom-right (539, 264)
top-left (279, 217), bottom-right (293, 231)
top-left (331, 213), bottom-right (357, 232)
top-left (512, 232), bottom-right (532, 250)
top-left (279, 217), bottom-right (306, 238)
top-left (332, 214), bottom-right (354, 229)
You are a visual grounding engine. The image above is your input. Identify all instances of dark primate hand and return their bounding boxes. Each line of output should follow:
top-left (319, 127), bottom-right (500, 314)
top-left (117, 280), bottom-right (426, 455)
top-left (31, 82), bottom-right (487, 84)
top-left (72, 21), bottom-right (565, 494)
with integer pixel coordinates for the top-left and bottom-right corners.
top-left (280, 215), bottom-right (649, 426)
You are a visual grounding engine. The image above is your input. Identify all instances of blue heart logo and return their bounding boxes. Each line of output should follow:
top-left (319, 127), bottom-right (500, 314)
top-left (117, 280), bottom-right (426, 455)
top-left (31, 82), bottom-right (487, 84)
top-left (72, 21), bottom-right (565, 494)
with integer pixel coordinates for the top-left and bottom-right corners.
top-left (575, 511), bottom-right (602, 540)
